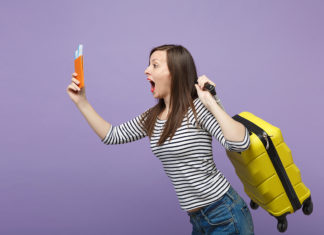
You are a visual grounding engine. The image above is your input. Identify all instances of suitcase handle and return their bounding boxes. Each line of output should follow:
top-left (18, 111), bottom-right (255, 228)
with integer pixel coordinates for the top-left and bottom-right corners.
top-left (194, 80), bottom-right (217, 96)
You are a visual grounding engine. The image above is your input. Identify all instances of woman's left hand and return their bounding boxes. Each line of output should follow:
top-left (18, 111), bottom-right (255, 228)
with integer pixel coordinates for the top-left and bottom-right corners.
top-left (195, 75), bottom-right (216, 106)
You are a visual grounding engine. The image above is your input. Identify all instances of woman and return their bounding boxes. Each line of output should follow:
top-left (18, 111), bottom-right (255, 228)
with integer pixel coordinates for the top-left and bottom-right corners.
top-left (66, 44), bottom-right (254, 234)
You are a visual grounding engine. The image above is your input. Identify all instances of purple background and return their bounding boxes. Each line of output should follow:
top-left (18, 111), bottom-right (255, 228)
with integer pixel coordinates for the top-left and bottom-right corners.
top-left (1, 0), bottom-right (323, 234)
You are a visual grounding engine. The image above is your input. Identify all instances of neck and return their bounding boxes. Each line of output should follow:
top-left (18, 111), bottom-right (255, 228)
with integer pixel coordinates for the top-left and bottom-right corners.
top-left (163, 95), bottom-right (171, 113)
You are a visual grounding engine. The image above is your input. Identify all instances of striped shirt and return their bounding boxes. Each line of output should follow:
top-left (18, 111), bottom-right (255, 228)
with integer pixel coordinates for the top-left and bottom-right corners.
top-left (101, 96), bottom-right (250, 211)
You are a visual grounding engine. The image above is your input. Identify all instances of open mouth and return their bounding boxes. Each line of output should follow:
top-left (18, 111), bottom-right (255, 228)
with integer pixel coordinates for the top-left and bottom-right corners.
top-left (147, 78), bottom-right (156, 92)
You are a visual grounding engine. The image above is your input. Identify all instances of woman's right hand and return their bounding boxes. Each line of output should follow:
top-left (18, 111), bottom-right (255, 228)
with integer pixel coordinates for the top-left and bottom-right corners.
top-left (66, 72), bottom-right (87, 105)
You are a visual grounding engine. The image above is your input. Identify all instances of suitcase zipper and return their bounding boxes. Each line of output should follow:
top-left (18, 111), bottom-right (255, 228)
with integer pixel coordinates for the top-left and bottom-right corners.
top-left (262, 131), bottom-right (274, 150)
top-left (232, 114), bottom-right (302, 212)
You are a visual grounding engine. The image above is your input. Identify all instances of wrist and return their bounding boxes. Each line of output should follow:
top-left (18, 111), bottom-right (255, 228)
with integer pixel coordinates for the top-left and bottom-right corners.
top-left (205, 95), bottom-right (216, 109)
top-left (76, 99), bottom-right (89, 109)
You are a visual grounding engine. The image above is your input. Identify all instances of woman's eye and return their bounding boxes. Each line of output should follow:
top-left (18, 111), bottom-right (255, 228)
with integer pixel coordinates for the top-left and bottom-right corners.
top-left (153, 64), bottom-right (158, 68)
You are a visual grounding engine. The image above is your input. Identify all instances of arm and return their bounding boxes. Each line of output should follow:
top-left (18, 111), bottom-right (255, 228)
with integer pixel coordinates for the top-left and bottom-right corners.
top-left (206, 96), bottom-right (248, 143)
top-left (77, 100), bottom-right (148, 144)
top-left (100, 109), bottom-right (148, 145)
top-left (76, 100), bottom-right (112, 141)
top-left (193, 96), bottom-right (250, 152)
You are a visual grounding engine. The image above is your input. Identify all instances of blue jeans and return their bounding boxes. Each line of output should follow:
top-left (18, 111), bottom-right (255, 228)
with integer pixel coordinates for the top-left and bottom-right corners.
top-left (187, 186), bottom-right (254, 235)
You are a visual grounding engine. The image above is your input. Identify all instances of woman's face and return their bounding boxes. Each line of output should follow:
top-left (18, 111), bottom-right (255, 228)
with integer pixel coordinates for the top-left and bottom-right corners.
top-left (144, 50), bottom-right (171, 99)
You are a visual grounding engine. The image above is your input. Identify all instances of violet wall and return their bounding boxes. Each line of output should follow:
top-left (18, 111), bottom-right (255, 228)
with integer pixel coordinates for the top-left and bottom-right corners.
top-left (1, 0), bottom-right (323, 234)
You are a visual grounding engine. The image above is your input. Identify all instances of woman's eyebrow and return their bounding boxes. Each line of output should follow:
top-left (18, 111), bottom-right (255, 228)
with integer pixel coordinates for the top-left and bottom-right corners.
top-left (148, 58), bottom-right (160, 65)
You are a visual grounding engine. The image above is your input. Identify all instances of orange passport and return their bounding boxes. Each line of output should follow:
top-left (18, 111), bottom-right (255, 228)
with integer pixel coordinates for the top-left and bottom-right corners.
top-left (74, 55), bottom-right (84, 89)
top-left (74, 44), bottom-right (84, 89)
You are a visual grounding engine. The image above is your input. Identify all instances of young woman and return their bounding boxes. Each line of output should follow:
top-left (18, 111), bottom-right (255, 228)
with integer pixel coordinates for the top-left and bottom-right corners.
top-left (66, 44), bottom-right (254, 234)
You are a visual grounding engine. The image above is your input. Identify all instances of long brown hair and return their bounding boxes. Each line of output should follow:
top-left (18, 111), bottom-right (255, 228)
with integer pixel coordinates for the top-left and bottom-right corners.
top-left (139, 44), bottom-right (202, 146)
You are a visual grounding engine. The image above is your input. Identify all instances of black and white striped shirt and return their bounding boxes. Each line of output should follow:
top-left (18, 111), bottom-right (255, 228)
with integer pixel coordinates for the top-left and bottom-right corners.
top-left (101, 96), bottom-right (250, 211)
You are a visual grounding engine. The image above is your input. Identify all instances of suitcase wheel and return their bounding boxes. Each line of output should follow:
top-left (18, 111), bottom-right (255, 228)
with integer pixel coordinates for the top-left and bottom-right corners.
top-left (250, 200), bottom-right (259, 210)
top-left (277, 215), bottom-right (288, 233)
top-left (302, 196), bottom-right (313, 215)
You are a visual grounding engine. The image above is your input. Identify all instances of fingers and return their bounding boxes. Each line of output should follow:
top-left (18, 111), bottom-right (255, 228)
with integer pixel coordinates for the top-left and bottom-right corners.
top-left (68, 83), bottom-right (81, 92)
top-left (66, 72), bottom-right (82, 94)
top-left (197, 75), bottom-right (216, 89)
top-left (72, 77), bottom-right (80, 85)
top-left (71, 72), bottom-right (80, 86)
top-left (68, 82), bottom-right (81, 92)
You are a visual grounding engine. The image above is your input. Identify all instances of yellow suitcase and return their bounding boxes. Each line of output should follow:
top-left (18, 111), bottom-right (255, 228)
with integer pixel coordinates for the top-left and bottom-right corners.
top-left (225, 111), bottom-right (313, 233)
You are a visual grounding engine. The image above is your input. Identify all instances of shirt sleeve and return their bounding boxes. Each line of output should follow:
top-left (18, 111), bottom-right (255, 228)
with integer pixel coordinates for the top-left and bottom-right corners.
top-left (101, 110), bottom-right (148, 145)
top-left (191, 97), bottom-right (250, 152)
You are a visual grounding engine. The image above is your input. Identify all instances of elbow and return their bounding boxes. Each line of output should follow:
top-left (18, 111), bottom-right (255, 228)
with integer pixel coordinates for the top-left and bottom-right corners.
top-left (225, 128), bottom-right (251, 152)
top-left (226, 140), bottom-right (250, 152)
top-left (240, 137), bottom-right (250, 151)
top-left (101, 125), bottom-right (113, 144)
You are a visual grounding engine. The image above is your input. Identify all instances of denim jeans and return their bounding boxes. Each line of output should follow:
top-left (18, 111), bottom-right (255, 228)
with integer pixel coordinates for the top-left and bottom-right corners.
top-left (187, 186), bottom-right (254, 235)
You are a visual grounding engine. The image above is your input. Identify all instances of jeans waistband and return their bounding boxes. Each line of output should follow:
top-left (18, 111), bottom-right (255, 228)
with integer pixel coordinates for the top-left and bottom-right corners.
top-left (187, 185), bottom-right (233, 216)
